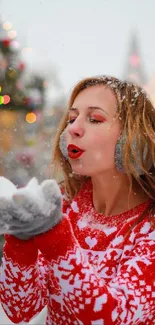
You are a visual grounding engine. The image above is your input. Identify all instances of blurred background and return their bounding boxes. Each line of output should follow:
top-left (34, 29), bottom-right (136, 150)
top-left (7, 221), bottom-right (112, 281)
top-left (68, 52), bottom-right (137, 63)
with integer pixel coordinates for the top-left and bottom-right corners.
top-left (0, 0), bottom-right (155, 320)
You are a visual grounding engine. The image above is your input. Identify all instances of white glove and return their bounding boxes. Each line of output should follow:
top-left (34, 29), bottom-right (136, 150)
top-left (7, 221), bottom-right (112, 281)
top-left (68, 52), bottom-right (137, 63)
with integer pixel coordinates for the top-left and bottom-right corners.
top-left (0, 177), bottom-right (62, 240)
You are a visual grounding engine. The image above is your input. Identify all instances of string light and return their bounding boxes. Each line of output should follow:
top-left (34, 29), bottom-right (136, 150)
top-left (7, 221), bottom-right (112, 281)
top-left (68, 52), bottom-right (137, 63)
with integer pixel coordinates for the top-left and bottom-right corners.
top-left (0, 95), bottom-right (11, 105)
top-left (26, 112), bottom-right (36, 124)
top-left (3, 95), bottom-right (11, 104)
top-left (0, 96), bottom-right (4, 105)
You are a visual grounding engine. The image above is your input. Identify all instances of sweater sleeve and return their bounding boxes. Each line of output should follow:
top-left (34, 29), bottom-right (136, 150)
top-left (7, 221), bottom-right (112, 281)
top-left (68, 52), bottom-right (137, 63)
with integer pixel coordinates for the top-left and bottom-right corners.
top-left (0, 234), bottom-right (49, 323)
top-left (34, 214), bottom-right (155, 325)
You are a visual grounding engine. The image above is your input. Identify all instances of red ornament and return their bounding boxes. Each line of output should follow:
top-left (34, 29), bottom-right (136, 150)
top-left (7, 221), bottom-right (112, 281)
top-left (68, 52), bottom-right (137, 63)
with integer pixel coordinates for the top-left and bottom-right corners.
top-left (18, 62), bottom-right (25, 71)
top-left (2, 39), bottom-right (11, 47)
top-left (16, 152), bottom-right (34, 166)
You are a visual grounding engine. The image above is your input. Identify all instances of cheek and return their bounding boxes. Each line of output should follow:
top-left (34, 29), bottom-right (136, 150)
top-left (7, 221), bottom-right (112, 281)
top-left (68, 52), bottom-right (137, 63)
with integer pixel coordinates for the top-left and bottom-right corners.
top-left (90, 132), bottom-right (118, 149)
top-left (87, 129), bottom-right (120, 160)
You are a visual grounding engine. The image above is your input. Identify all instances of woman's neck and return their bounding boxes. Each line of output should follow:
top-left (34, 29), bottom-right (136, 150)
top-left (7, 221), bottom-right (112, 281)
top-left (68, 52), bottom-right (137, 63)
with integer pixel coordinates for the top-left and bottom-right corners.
top-left (91, 171), bottom-right (149, 216)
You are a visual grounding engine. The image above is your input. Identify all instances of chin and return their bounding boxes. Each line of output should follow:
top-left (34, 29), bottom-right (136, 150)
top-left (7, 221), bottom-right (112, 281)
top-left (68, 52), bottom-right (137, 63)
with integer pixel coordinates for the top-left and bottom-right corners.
top-left (71, 166), bottom-right (92, 177)
top-left (69, 159), bottom-right (95, 176)
top-left (71, 168), bottom-right (87, 176)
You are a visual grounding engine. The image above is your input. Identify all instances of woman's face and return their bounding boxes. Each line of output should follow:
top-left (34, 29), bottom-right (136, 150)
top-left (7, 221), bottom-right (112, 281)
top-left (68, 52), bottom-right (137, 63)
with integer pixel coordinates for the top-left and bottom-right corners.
top-left (65, 85), bottom-right (121, 176)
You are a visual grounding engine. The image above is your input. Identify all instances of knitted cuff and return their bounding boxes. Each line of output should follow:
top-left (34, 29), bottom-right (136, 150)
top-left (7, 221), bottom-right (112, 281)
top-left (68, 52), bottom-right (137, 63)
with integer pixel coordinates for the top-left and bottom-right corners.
top-left (34, 215), bottom-right (77, 262)
top-left (3, 234), bottom-right (38, 266)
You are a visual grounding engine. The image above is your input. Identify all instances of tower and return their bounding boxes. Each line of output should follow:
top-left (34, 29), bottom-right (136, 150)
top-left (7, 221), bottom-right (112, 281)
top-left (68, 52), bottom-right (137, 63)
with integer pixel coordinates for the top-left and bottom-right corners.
top-left (123, 33), bottom-right (148, 87)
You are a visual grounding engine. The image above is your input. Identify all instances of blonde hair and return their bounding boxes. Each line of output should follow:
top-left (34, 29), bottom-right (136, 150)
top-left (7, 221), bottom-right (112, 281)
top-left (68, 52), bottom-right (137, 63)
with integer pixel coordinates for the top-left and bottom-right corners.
top-left (52, 76), bottom-right (155, 211)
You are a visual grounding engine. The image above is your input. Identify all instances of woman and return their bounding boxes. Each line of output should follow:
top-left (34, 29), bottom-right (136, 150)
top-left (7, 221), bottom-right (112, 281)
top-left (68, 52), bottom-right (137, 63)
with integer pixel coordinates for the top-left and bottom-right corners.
top-left (0, 76), bottom-right (155, 325)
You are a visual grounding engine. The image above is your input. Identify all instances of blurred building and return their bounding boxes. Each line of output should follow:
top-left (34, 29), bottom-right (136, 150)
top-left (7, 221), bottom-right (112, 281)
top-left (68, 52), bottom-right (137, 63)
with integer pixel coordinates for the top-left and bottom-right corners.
top-left (123, 32), bottom-right (155, 107)
top-left (123, 33), bottom-right (148, 86)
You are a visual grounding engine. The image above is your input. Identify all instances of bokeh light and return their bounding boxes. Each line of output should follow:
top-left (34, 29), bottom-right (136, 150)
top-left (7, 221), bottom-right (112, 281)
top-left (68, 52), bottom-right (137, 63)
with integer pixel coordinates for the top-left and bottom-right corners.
top-left (3, 95), bottom-right (11, 104)
top-left (0, 95), bottom-right (11, 105)
top-left (8, 30), bottom-right (17, 39)
top-left (10, 40), bottom-right (20, 50)
top-left (26, 112), bottom-right (37, 124)
top-left (3, 21), bottom-right (12, 30)
top-left (0, 96), bottom-right (4, 105)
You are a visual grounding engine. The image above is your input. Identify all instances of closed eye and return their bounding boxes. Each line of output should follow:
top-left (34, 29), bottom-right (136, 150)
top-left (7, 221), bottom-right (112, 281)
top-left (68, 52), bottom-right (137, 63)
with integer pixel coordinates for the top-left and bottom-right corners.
top-left (67, 116), bottom-right (106, 125)
top-left (89, 118), bottom-right (103, 124)
top-left (67, 118), bottom-right (76, 124)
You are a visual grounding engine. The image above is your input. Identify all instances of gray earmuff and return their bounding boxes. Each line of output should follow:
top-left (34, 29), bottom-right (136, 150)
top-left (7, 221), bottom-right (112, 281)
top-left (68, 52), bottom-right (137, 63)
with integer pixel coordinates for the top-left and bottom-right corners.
top-left (59, 129), bottom-right (68, 159)
top-left (115, 134), bottom-right (151, 175)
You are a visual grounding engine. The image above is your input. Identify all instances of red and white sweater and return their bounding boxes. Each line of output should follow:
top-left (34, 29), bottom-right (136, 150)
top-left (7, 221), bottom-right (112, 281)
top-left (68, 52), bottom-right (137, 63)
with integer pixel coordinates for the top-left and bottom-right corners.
top-left (0, 180), bottom-right (155, 325)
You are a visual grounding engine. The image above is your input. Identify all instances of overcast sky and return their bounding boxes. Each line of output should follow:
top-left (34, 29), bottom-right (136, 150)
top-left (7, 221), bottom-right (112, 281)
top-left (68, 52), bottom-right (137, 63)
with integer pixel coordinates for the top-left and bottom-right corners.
top-left (1, 0), bottom-right (155, 99)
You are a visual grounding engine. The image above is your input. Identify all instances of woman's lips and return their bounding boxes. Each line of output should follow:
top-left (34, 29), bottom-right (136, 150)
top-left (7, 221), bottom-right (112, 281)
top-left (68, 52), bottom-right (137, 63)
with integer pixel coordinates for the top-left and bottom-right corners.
top-left (67, 144), bottom-right (85, 159)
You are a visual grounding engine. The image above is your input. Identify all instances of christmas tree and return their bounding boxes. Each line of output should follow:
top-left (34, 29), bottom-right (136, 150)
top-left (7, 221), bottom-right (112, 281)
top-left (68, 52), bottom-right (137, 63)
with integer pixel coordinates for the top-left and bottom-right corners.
top-left (0, 20), bottom-right (46, 111)
top-left (0, 20), bottom-right (28, 109)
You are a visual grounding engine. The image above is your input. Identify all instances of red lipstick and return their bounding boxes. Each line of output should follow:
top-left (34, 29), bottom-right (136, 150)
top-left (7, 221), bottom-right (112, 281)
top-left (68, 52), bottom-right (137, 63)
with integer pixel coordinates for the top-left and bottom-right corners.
top-left (67, 144), bottom-right (85, 159)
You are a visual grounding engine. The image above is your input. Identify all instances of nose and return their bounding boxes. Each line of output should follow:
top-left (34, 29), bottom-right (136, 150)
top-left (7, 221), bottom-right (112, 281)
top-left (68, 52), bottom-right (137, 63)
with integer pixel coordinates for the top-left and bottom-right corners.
top-left (68, 119), bottom-right (84, 138)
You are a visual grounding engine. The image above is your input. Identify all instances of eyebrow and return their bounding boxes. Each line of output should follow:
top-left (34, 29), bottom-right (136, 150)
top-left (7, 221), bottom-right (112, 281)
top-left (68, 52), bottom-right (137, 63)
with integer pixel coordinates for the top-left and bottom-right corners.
top-left (69, 106), bottom-right (109, 115)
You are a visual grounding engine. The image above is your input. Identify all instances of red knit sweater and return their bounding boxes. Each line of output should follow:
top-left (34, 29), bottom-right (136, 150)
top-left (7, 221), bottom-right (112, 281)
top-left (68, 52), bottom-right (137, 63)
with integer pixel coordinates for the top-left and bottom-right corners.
top-left (0, 180), bottom-right (155, 325)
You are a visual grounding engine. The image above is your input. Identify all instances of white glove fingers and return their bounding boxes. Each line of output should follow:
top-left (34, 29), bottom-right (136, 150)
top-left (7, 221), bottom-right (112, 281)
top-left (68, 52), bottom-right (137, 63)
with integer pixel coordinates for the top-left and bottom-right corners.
top-left (41, 179), bottom-right (62, 216)
top-left (0, 198), bottom-right (20, 222)
top-left (41, 179), bottom-right (62, 202)
top-left (13, 193), bottom-right (41, 218)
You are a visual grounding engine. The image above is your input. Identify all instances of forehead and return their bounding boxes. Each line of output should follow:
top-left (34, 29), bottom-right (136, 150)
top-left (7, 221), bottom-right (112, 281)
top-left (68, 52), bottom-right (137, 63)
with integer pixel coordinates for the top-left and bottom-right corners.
top-left (72, 85), bottom-right (117, 114)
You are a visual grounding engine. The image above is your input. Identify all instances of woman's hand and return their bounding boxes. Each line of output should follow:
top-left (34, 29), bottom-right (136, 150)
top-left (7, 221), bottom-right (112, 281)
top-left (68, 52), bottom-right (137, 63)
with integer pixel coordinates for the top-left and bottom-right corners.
top-left (0, 177), bottom-right (62, 240)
